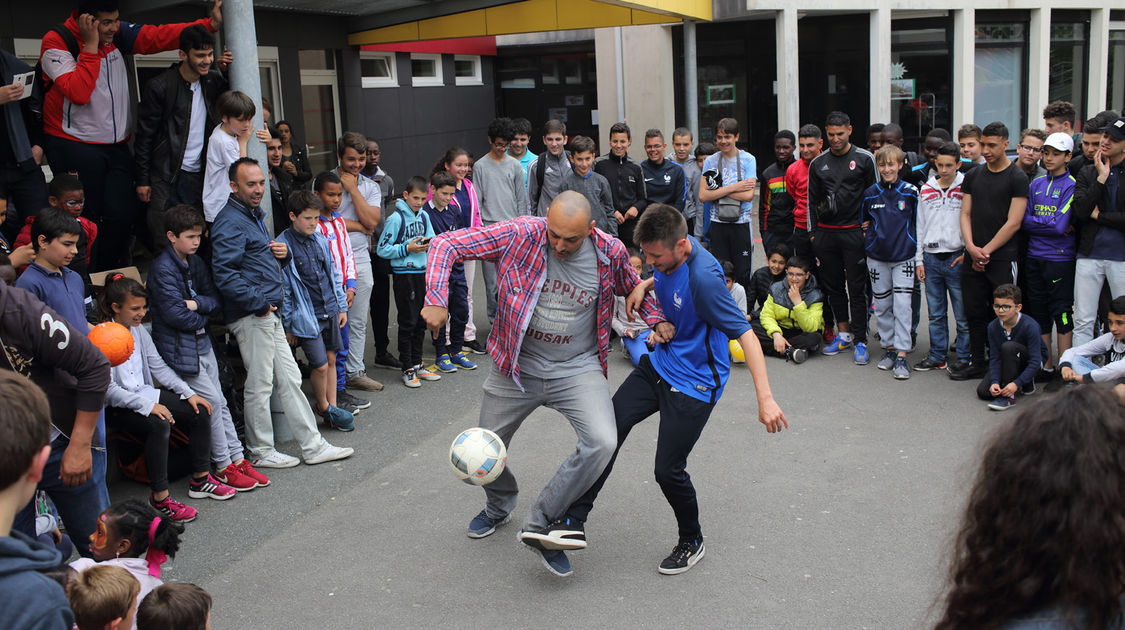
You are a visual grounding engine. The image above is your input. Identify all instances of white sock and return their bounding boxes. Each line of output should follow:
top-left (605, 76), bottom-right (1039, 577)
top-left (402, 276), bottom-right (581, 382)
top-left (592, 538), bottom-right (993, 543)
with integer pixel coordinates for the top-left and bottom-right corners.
top-left (838, 332), bottom-right (853, 343)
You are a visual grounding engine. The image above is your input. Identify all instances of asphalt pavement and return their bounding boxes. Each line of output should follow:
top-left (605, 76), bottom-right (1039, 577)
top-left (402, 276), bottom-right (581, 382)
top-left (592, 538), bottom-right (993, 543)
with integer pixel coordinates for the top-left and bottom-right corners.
top-left (107, 244), bottom-right (1010, 629)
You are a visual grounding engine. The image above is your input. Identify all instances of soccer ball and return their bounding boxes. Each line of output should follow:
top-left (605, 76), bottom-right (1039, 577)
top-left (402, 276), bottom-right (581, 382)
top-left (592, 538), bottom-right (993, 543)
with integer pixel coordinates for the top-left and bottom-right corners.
top-left (729, 339), bottom-right (745, 364)
top-left (449, 427), bottom-right (507, 486)
top-left (88, 322), bottom-right (134, 367)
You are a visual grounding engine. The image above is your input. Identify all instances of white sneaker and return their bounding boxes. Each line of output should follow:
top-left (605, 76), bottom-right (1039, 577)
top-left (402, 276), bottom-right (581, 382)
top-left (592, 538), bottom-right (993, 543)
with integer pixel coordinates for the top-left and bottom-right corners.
top-left (251, 451), bottom-right (300, 469)
top-left (304, 443), bottom-right (354, 465)
top-left (416, 365), bottom-right (441, 381)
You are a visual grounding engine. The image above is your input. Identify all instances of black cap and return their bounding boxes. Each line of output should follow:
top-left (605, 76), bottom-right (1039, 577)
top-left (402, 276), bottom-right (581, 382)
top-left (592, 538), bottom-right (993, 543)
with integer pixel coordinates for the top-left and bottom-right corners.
top-left (1103, 117), bottom-right (1125, 141)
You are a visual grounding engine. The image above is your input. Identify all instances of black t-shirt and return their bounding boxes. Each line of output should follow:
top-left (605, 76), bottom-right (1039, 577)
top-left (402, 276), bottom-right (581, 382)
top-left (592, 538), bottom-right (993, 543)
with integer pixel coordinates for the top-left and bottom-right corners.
top-left (962, 161), bottom-right (1029, 262)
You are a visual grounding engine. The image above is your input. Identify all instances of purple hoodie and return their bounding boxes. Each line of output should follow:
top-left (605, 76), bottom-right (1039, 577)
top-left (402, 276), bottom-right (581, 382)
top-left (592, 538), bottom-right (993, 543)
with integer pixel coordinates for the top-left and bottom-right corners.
top-left (1023, 172), bottom-right (1077, 261)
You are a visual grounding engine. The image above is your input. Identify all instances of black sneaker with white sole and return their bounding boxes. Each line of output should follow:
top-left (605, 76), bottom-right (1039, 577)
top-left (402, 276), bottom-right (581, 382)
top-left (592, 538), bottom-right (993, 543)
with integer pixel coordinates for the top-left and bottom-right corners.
top-left (658, 539), bottom-right (705, 575)
top-left (463, 339), bottom-right (487, 355)
top-left (518, 518), bottom-right (587, 550)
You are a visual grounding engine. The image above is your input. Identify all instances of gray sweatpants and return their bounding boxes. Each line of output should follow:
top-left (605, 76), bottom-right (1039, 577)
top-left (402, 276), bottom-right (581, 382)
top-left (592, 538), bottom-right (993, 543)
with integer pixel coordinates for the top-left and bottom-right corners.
top-left (868, 258), bottom-right (915, 352)
top-left (180, 347), bottom-right (245, 469)
top-left (478, 366), bottom-right (616, 531)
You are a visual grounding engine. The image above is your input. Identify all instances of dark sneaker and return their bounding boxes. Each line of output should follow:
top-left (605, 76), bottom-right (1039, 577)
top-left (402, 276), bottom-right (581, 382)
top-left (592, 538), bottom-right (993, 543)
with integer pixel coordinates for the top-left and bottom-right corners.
top-left (892, 357), bottom-right (910, 380)
top-left (785, 347), bottom-right (808, 364)
top-left (658, 540), bottom-right (706, 575)
top-left (464, 339), bottom-right (487, 355)
top-left (467, 510), bottom-right (510, 539)
top-left (1044, 378), bottom-right (1066, 393)
top-left (1034, 368), bottom-right (1056, 383)
top-left (1021, 381), bottom-right (1036, 396)
top-left (372, 352), bottom-right (402, 369)
top-left (518, 518), bottom-right (587, 550)
top-left (876, 349), bottom-right (896, 371)
top-left (913, 356), bottom-right (946, 371)
top-left (537, 548), bottom-right (573, 577)
top-left (988, 396), bottom-right (1016, 411)
top-left (336, 391), bottom-right (370, 411)
top-left (948, 362), bottom-right (986, 381)
top-left (321, 405), bottom-right (355, 432)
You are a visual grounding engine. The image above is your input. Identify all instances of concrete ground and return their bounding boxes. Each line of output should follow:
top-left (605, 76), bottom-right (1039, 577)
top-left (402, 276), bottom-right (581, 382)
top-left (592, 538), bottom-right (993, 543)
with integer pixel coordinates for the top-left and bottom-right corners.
top-left (108, 246), bottom-right (1010, 629)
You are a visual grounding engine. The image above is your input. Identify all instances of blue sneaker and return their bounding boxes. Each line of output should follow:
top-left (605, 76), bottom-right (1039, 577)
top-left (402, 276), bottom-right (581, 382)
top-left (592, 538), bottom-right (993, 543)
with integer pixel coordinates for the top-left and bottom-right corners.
top-left (467, 510), bottom-right (510, 539)
top-left (988, 396), bottom-right (1016, 411)
top-left (537, 548), bottom-right (573, 577)
top-left (451, 351), bottom-right (478, 370)
top-left (822, 336), bottom-right (852, 356)
top-left (321, 405), bottom-right (355, 432)
top-left (853, 342), bottom-right (870, 365)
top-left (433, 354), bottom-right (458, 373)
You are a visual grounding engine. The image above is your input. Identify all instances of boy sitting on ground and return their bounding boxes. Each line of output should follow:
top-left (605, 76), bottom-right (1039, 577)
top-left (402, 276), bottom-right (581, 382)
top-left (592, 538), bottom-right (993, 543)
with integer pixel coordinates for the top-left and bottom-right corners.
top-left (1059, 296), bottom-right (1125, 399)
top-left (977, 284), bottom-right (1043, 411)
top-left (753, 256), bottom-right (824, 364)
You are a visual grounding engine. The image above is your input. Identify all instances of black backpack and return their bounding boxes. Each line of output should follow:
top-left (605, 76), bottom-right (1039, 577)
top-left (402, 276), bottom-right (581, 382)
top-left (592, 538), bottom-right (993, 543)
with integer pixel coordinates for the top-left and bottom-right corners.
top-left (531, 150), bottom-right (571, 210)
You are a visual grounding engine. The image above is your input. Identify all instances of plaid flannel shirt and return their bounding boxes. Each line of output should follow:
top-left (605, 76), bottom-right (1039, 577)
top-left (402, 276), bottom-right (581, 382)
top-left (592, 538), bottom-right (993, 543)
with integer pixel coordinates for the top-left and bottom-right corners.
top-left (425, 216), bottom-right (666, 388)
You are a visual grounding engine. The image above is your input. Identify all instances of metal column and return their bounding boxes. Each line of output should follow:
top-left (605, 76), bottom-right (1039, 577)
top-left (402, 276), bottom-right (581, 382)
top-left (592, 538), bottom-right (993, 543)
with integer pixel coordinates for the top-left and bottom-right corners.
top-left (684, 19), bottom-right (698, 142)
top-left (223, 0), bottom-right (273, 232)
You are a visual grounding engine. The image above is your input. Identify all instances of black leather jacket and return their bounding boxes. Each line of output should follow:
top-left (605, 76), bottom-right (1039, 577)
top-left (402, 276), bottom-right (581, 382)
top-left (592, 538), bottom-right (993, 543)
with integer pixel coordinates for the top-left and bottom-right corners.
top-left (134, 63), bottom-right (228, 186)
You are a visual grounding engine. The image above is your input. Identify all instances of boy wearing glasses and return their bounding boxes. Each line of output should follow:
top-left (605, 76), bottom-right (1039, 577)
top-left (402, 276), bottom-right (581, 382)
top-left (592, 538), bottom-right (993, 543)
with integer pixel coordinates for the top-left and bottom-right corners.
top-left (978, 284), bottom-right (1042, 411)
top-left (1015, 129), bottom-right (1047, 181)
top-left (752, 256), bottom-right (824, 364)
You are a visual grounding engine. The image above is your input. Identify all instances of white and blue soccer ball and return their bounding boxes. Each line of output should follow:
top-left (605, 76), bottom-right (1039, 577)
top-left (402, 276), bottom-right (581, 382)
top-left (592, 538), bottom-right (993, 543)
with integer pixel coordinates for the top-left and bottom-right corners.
top-left (449, 427), bottom-right (507, 486)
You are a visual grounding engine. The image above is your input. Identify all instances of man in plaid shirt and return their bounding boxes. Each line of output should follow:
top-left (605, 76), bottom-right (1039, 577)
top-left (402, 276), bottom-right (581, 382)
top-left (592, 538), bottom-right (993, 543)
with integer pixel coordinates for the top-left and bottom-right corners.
top-left (422, 191), bottom-right (671, 577)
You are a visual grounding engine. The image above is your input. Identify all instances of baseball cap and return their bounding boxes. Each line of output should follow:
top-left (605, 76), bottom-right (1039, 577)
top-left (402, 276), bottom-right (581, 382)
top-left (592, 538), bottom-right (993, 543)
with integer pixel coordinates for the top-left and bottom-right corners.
top-left (1043, 132), bottom-right (1074, 153)
top-left (1103, 117), bottom-right (1125, 141)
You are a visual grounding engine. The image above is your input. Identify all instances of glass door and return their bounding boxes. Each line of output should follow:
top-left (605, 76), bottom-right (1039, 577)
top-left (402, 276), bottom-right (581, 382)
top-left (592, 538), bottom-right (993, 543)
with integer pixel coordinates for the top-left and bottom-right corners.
top-left (299, 50), bottom-right (342, 175)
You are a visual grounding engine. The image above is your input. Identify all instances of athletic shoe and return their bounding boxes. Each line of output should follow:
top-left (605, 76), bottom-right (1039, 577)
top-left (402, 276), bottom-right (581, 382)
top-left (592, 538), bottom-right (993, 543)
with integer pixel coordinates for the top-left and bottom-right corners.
top-left (464, 339), bottom-right (487, 355)
top-left (417, 365), bottom-right (441, 381)
top-left (321, 405), bottom-right (355, 432)
top-left (402, 369), bottom-right (421, 388)
top-left (913, 357), bottom-right (946, 371)
top-left (372, 352), bottom-right (402, 369)
top-left (150, 494), bottom-right (198, 523)
top-left (1021, 381), bottom-right (1036, 396)
top-left (877, 349), bottom-right (896, 371)
top-left (467, 510), bottom-right (510, 538)
top-left (433, 355), bottom-right (457, 373)
top-left (892, 357), bottom-right (910, 380)
top-left (214, 464), bottom-right (258, 491)
top-left (786, 347), bottom-right (808, 364)
top-left (337, 391), bottom-right (370, 411)
top-left (304, 443), bottom-right (354, 465)
top-left (658, 540), bottom-right (705, 575)
top-left (1034, 368), bottom-right (1056, 383)
top-left (519, 518), bottom-right (587, 550)
top-left (988, 396), bottom-right (1016, 411)
top-left (252, 451), bottom-right (300, 469)
top-left (948, 362), bottom-right (986, 381)
top-left (187, 474), bottom-right (236, 500)
top-left (822, 325), bottom-right (836, 346)
top-left (233, 459), bottom-right (270, 487)
top-left (853, 342), bottom-right (870, 365)
top-left (822, 337), bottom-right (852, 356)
top-left (346, 372), bottom-right (384, 391)
top-left (451, 351), bottom-right (478, 370)
top-left (1044, 378), bottom-right (1066, 393)
top-left (537, 548), bottom-right (573, 577)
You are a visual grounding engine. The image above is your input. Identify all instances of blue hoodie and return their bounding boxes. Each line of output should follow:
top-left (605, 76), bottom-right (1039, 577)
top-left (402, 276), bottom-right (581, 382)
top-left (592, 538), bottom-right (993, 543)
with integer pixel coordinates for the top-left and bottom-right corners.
top-left (0, 531), bottom-right (74, 629)
top-left (861, 179), bottom-right (919, 263)
top-left (376, 198), bottom-right (436, 274)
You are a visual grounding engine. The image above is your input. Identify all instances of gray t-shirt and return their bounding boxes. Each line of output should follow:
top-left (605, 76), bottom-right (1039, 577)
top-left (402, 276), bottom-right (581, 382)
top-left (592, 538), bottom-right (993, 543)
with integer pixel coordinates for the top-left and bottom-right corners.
top-left (333, 167), bottom-right (381, 264)
top-left (519, 239), bottom-right (601, 378)
top-left (472, 155), bottom-right (529, 223)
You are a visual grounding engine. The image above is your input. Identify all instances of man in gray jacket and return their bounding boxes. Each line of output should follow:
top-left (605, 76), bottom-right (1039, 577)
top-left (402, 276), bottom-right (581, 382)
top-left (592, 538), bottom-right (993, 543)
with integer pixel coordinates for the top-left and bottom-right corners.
top-left (528, 119), bottom-right (572, 215)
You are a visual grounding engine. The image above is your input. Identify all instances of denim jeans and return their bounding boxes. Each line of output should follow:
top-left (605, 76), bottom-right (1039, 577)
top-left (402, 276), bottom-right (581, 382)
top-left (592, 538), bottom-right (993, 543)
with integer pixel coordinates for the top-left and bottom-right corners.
top-left (1068, 354), bottom-right (1099, 376)
top-left (1073, 258), bottom-right (1125, 347)
top-left (476, 366), bottom-right (616, 532)
top-left (923, 251), bottom-right (970, 363)
top-left (13, 433), bottom-right (111, 558)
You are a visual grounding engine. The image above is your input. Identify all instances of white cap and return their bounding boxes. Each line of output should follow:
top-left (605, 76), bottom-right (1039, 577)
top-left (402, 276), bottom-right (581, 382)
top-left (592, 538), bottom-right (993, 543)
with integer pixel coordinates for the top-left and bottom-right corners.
top-left (1044, 132), bottom-right (1074, 153)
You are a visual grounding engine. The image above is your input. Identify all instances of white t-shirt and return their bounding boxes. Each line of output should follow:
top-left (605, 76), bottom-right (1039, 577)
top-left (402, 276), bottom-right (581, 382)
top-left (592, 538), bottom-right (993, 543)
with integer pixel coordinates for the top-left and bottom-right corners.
top-left (202, 126), bottom-right (240, 222)
top-left (180, 80), bottom-right (206, 173)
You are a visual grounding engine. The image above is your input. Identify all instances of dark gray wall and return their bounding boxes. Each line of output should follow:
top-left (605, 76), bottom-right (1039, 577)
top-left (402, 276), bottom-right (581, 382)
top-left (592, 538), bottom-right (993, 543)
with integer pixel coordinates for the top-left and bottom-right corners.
top-left (341, 50), bottom-right (498, 189)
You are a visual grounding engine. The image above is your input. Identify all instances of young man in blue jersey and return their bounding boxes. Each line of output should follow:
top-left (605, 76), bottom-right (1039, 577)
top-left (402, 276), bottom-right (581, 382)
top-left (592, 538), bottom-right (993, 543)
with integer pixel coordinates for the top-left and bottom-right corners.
top-left (531, 204), bottom-right (788, 576)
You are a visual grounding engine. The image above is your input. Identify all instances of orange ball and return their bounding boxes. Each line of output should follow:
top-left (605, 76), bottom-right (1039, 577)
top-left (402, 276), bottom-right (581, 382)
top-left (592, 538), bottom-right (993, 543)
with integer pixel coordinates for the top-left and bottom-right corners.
top-left (88, 322), bottom-right (134, 367)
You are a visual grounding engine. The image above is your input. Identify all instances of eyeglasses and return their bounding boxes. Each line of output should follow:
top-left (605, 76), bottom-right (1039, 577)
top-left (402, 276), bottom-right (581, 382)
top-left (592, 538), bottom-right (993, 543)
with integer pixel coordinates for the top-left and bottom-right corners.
top-left (786, 272), bottom-right (808, 279)
top-left (1017, 144), bottom-right (1042, 154)
top-left (992, 303), bottom-right (1014, 311)
top-left (62, 200), bottom-right (84, 208)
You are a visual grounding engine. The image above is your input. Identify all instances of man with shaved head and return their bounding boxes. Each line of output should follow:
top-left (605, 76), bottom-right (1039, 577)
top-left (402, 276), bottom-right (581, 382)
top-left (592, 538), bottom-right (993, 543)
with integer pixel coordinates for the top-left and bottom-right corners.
top-left (422, 190), bottom-right (672, 577)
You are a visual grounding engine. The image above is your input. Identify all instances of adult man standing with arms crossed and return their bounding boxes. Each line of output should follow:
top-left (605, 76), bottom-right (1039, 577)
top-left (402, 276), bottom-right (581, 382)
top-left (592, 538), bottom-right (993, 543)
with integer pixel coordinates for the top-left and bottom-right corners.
top-left (421, 191), bottom-right (669, 578)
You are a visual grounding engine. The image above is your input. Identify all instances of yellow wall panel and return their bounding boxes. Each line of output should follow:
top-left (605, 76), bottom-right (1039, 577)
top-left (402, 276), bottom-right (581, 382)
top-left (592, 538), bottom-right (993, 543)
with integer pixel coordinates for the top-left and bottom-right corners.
top-left (418, 10), bottom-right (488, 40)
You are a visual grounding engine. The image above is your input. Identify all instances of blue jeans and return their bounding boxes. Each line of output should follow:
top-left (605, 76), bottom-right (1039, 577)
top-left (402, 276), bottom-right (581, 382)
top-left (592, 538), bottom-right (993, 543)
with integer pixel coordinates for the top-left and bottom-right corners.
top-left (1068, 354), bottom-right (1099, 376)
top-left (13, 431), bottom-right (111, 558)
top-left (923, 251), bottom-right (969, 363)
top-left (476, 366), bottom-right (617, 532)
